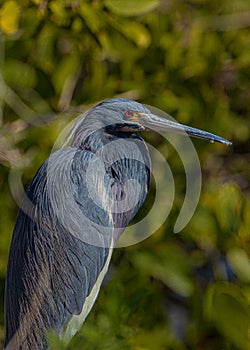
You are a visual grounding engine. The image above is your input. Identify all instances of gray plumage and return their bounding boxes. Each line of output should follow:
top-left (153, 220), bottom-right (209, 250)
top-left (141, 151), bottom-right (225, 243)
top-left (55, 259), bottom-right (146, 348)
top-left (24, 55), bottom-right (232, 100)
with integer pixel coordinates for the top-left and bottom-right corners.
top-left (4, 98), bottom-right (231, 349)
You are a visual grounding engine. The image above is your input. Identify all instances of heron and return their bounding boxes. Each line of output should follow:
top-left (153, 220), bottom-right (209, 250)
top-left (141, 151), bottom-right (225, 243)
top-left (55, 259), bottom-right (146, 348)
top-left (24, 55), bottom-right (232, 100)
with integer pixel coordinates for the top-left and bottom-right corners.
top-left (4, 98), bottom-right (231, 349)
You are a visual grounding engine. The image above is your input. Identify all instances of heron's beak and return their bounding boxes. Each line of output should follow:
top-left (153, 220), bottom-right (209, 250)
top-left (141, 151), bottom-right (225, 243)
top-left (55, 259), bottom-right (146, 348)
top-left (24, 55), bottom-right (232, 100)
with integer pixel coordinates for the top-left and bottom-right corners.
top-left (138, 113), bottom-right (232, 146)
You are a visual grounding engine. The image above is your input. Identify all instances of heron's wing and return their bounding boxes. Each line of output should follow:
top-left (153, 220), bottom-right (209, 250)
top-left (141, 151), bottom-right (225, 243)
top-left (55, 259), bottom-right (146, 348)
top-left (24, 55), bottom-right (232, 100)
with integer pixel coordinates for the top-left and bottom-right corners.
top-left (4, 148), bottom-right (112, 349)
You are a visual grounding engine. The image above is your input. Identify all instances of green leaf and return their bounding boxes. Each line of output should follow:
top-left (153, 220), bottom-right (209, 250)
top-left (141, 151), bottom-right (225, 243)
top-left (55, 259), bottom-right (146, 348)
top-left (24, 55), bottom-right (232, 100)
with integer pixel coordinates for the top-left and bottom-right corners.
top-left (35, 25), bottom-right (57, 74)
top-left (0, 0), bottom-right (19, 34)
top-left (120, 22), bottom-right (151, 48)
top-left (105, 0), bottom-right (159, 17)
top-left (79, 3), bottom-right (101, 33)
top-left (227, 248), bottom-right (250, 283)
top-left (2, 59), bottom-right (37, 89)
top-left (215, 184), bottom-right (243, 233)
top-left (52, 53), bottom-right (80, 95)
top-left (204, 283), bottom-right (250, 349)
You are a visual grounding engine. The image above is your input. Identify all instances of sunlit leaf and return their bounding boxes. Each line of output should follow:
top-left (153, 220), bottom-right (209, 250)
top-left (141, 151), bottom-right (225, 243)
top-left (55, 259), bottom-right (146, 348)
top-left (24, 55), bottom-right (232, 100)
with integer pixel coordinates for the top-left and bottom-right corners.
top-left (0, 0), bottom-right (19, 34)
top-left (227, 248), bottom-right (250, 283)
top-left (106, 0), bottom-right (159, 16)
top-left (121, 22), bottom-right (151, 48)
top-left (79, 3), bottom-right (101, 33)
top-left (49, 1), bottom-right (69, 25)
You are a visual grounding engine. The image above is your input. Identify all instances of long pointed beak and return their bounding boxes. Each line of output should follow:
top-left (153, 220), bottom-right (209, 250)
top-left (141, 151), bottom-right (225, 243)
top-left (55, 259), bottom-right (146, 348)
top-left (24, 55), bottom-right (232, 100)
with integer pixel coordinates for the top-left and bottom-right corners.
top-left (140, 113), bottom-right (232, 146)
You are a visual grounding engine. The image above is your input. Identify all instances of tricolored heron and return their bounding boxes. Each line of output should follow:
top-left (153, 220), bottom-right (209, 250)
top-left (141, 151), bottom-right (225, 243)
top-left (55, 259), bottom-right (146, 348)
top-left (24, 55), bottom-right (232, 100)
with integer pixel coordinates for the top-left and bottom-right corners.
top-left (4, 98), bottom-right (231, 349)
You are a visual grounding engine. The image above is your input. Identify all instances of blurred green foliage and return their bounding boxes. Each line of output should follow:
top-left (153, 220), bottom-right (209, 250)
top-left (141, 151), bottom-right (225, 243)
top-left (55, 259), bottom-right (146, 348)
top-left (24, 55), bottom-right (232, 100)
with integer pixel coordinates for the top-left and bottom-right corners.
top-left (0, 0), bottom-right (249, 349)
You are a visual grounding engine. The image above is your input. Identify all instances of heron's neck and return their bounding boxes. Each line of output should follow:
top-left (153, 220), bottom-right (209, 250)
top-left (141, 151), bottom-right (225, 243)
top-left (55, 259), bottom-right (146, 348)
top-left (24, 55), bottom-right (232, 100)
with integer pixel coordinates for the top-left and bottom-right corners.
top-left (79, 129), bottom-right (132, 154)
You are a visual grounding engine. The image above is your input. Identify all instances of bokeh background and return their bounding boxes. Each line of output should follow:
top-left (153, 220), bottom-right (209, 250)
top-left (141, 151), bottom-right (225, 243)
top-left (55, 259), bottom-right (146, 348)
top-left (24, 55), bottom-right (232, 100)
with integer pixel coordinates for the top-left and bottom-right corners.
top-left (0, 1), bottom-right (249, 349)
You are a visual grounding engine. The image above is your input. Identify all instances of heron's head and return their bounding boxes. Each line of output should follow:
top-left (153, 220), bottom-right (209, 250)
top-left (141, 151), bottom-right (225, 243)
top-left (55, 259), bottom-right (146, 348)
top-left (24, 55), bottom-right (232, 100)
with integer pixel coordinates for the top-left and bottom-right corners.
top-left (71, 98), bottom-right (231, 147)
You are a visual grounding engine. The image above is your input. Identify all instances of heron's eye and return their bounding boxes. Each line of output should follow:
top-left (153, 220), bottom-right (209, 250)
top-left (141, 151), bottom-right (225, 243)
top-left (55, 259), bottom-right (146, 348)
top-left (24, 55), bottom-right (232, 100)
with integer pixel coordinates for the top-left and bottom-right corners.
top-left (125, 111), bottom-right (136, 118)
